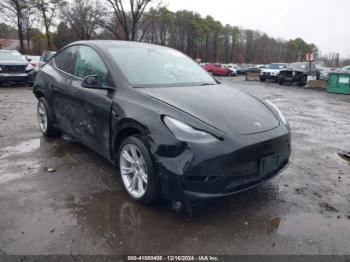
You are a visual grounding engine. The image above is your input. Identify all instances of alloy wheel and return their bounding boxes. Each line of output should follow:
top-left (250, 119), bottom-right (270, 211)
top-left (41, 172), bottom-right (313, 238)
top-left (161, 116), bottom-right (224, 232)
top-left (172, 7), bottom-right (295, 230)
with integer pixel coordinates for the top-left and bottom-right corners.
top-left (119, 144), bottom-right (148, 199)
top-left (37, 101), bottom-right (48, 133)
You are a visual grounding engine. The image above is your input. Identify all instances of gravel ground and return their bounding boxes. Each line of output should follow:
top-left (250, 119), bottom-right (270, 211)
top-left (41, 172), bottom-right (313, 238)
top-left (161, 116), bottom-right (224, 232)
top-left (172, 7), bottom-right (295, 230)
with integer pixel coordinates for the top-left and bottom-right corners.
top-left (0, 78), bottom-right (349, 255)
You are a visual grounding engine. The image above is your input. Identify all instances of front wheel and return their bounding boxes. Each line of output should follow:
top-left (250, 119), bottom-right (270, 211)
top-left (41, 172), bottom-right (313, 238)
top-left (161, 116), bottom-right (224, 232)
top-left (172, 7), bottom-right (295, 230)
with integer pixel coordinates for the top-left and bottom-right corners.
top-left (118, 136), bottom-right (161, 204)
top-left (37, 98), bottom-right (59, 137)
top-left (297, 77), bottom-right (307, 86)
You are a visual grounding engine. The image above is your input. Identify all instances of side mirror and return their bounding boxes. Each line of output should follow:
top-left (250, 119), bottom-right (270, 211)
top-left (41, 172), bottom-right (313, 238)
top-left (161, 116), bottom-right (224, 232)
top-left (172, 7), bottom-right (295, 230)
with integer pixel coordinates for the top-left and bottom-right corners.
top-left (26, 56), bottom-right (32, 62)
top-left (81, 75), bottom-right (114, 91)
top-left (82, 74), bottom-right (101, 88)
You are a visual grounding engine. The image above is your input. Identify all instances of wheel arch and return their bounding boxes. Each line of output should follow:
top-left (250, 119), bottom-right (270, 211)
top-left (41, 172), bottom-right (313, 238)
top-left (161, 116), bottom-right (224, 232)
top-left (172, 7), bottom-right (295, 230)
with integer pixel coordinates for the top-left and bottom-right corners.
top-left (33, 85), bottom-right (45, 99)
top-left (111, 119), bottom-right (151, 163)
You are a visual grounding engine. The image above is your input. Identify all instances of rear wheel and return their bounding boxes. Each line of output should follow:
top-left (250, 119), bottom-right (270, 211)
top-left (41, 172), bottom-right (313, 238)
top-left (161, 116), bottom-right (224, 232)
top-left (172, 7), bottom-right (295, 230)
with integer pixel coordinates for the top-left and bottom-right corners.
top-left (260, 78), bottom-right (266, 82)
top-left (278, 80), bottom-right (284, 85)
top-left (118, 136), bottom-right (161, 204)
top-left (37, 98), bottom-right (59, 137)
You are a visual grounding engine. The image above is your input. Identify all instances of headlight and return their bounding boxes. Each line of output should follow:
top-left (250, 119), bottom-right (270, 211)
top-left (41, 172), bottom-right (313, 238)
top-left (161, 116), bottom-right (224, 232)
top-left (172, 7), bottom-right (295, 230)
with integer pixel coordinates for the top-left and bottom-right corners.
top-left (266, 100), bottom-right (288, 126)
top-left (25, 64), bottom-right (34, 71)
top-left (163, 116), bottom-right (218, 144)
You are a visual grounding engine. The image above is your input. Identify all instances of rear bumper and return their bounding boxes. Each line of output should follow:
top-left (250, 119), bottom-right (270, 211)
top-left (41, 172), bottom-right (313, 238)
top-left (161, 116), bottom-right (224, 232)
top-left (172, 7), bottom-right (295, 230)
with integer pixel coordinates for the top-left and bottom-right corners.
top-left (155, 126), bottom-right (291, 202)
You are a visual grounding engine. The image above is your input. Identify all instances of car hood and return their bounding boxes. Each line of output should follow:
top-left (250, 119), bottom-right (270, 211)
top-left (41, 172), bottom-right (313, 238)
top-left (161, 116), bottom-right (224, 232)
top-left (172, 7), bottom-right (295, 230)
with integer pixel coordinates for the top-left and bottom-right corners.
top-left (0, 60), bottom-right (29, 66)
top-left (138, 85), bottom-right (280, 135)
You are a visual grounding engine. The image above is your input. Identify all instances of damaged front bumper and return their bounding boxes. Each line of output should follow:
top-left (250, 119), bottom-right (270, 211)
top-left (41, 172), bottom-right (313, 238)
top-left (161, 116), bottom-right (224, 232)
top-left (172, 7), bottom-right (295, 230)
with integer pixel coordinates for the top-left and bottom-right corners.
top-left (278, 71), bottom-right (305, 83)
top-left (152, 126), bottom-right (291, 202)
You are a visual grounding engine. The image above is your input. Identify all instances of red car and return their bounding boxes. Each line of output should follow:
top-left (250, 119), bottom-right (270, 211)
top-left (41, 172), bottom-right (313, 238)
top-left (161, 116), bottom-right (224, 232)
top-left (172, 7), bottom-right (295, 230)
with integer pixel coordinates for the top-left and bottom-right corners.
top-left (204, 63), bottom-right (231, 76)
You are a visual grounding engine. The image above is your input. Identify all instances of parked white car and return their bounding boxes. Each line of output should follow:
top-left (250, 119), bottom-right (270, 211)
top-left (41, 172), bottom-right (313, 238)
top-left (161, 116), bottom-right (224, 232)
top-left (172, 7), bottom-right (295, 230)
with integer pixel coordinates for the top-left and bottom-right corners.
top-left (223, 63), bottom-right (237, 76)
top-left (260, 63), bottom-right (287, 82)
top-left (256, 64), bottom-right (267, 69)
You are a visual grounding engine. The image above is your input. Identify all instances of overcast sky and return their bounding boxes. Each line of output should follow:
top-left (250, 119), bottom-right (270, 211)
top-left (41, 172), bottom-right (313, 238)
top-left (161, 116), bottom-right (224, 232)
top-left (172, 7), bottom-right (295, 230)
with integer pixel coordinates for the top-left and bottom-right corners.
top-left (166, 0), bottom-right (350, 58)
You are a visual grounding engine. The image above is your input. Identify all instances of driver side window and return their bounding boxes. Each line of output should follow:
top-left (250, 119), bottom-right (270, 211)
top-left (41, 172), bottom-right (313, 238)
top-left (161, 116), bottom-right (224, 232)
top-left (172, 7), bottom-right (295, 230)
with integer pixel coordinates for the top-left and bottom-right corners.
top-left (54, 46), bottom-right (78, 75)
top-left (74, 46), bottom-right (111, 87)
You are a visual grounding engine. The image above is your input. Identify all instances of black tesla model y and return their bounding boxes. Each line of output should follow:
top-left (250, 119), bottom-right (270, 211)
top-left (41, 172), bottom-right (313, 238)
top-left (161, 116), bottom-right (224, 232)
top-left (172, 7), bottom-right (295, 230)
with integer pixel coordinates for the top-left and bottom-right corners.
top-left (33, 41), bottom-right (291, 205)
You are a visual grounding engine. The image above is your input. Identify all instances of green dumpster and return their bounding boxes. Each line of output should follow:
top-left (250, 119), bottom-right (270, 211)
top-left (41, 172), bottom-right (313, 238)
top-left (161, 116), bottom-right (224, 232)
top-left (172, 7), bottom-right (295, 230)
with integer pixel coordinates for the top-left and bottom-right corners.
top-left (327, 73), bottom-right (350, 94)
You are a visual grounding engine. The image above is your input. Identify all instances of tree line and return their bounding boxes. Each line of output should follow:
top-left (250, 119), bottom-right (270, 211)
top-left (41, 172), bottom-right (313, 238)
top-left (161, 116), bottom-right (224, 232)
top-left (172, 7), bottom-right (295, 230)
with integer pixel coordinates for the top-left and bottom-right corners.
top-left (0, 0), bottom-right (346, 66)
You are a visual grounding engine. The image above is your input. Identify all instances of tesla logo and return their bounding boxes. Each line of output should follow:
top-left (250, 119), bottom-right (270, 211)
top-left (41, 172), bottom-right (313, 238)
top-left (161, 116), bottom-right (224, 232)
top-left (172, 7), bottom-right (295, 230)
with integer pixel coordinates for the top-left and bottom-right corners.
top-left (254, 122), bottom-right (262, 128)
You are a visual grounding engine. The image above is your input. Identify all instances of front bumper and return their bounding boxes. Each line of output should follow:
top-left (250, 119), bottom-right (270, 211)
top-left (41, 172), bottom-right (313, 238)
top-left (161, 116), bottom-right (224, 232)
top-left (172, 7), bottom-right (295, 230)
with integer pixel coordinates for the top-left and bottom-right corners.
top-left (261, 74), bottom-right (278, 80)
top-left (278, 72), bottom-right (304, 83)
top-left (0, 71), bottom-right (35, 85)
top-left (153, 126), bottom-right (291, 201)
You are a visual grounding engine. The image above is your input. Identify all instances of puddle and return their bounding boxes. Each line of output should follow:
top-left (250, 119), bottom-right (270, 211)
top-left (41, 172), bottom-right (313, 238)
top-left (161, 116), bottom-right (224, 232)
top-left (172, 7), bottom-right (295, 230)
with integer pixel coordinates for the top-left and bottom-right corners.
top-left (278, 212), bottom-right (350, 238)
top-left (58, 186), bottom-right (284, 254)
top-left (0, 138), bottom-right (41, 158)
top-left (65, 191), bottom-right (186, 253)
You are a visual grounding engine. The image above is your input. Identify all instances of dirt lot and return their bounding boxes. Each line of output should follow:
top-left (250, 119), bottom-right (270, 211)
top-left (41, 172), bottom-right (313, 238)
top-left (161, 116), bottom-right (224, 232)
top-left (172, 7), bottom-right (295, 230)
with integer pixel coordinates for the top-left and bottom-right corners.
top-left (0, 77), bottom-right (350, 255)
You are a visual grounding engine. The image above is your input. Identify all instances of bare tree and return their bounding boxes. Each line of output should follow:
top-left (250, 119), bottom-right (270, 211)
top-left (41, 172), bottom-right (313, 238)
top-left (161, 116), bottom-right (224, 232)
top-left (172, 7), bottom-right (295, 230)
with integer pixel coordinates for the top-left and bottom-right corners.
top-left (0, 0), bottom-right (32, 52)
top-left (36, 0), bottom-right (65, 50)
top-left (104, 0), bottom-right (157, 41)
top-left (23, 5), bottom-right (38, 53)
top-left (61, 0), bottom-right (103, 40)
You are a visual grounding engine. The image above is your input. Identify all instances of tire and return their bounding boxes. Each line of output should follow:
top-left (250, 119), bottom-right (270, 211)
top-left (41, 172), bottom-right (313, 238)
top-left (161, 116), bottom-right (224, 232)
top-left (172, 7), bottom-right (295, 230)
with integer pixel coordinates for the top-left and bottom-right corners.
top-left (260, 78), bottom-right (266, 82)
top-left (297, 81), bottom-right (305, 86)
top-left (118, 135), bottom-right (161, 204)
top-left (278, 80), bottom-right (284, 85)
top-left (297, 77), bottom-right (307, 86)
top-left (37, 97), bottom-right (59, 137)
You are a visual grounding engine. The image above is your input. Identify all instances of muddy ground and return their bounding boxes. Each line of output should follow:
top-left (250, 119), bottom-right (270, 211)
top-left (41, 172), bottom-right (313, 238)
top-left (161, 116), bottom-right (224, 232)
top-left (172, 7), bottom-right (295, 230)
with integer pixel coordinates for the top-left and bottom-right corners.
top-left (0, 77), bottom-right (349, 255)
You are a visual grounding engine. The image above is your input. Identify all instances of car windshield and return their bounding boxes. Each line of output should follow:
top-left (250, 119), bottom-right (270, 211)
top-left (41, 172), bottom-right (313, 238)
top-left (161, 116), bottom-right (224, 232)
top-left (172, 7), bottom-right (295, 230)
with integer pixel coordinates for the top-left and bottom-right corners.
top-left (268, 64), bottom-right (285, 69)
top-left (0, 51), bottom-right (26, 61)
top-left (107, 46), bottom-right (216, 87)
